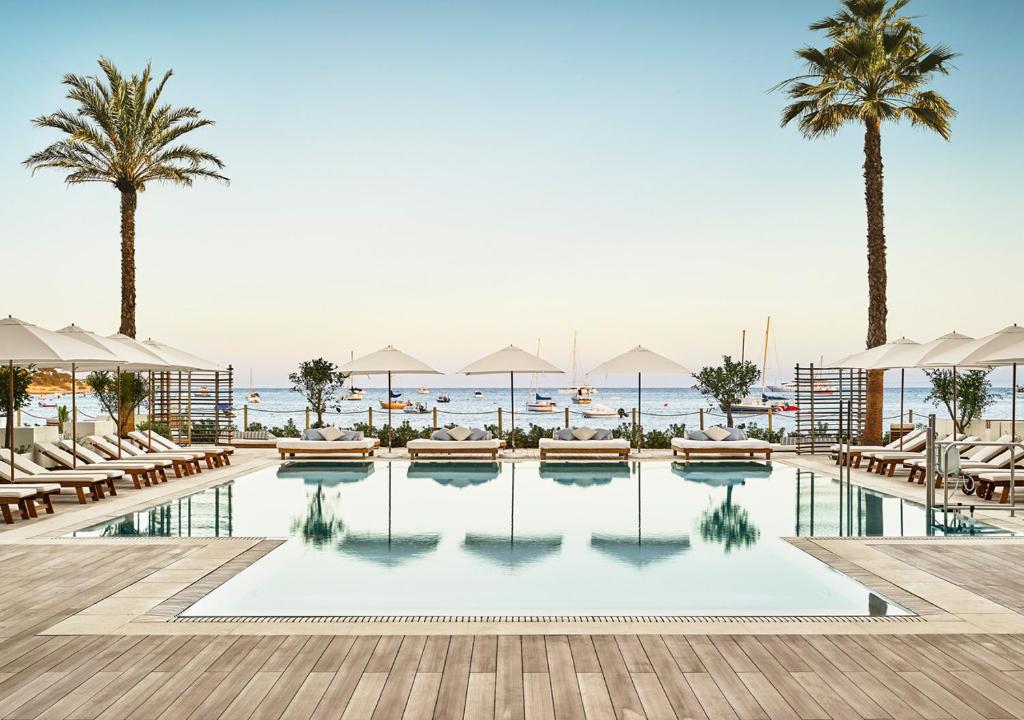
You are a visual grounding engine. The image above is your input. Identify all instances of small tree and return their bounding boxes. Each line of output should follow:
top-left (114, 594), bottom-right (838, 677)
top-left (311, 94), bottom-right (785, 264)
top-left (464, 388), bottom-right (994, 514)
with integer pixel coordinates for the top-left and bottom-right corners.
top-left (693, 356), bottom-right (760, 427)
top-left (87, 371), bottom-right (149, 437)
top-left (289, 359), bottom-right (347, 428)
top-left (0, 366), bottom-right (35, 449)
top-left (924, 369), bottom-right (995, 433)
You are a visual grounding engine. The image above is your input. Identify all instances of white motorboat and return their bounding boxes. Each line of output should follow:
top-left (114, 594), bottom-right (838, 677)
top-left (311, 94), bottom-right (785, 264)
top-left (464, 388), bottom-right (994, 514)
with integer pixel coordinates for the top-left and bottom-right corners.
top-left (582, 404), bottom-right (620, 418)
top-left (247, 391), bottom-right (262, 405)
top-left (404, 402), bottom-right (430, 414)
top-left (418, 386), bottom-right (429, 395)
top-left (474, 391), bottom-right (484, 399)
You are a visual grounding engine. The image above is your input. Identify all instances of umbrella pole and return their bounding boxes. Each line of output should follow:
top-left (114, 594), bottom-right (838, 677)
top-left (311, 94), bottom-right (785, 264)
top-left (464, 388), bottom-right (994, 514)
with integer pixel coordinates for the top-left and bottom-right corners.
top-left (71, 362), bottom-right (77, 468)
top-left (7, 360), bottom-right (12, 479)
top-left (952, 367), bottom-right (958, 434)
top-left (637, 372), bottom-right (642, 454)
top-left (899, 369), bottom-right (905, 451)
top-left (1013, 363), bottom-right (1018, 443)
top-left (510, 371), bottom-right (515, 452)
top-left (388, 371), bottom-right (392, 452)
top-left (116, 367), bottom-right (122, 459)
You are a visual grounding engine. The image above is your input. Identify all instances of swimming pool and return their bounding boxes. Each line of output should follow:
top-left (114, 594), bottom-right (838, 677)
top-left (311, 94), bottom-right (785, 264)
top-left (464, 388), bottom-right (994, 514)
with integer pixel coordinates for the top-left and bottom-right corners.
top-left (70, 461), bottom-right (1006, 617)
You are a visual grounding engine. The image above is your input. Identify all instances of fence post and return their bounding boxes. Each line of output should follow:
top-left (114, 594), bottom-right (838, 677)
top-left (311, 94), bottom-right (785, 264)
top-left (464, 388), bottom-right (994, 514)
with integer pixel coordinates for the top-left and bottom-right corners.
top-left (564, 407), bottom-right (570, 428)
top-left (768, 407), bottom-right (773, 433)
top-left (909, 409), bottom-right (914, 424)
top-left (304, 407), bottom-right (310, 431)
top-left (368, 407), bottom-right (373, 433)
top-left (16, 409), bottom-right (21, 428)
top-left (243, 404), bottom-right (248, 432)
top-left (432, 407), bottom-right (438, 430)
top-left (631, 408), bottom-right (637, 443)
top-left (498, 407), bottom-right (503, 437)
top-left (699, 408), bottom-right (705, 430)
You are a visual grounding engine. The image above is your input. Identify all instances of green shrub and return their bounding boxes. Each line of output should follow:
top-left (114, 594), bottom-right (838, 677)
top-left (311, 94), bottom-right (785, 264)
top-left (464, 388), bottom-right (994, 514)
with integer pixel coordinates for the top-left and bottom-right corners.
top-left (136, 421), bottom-right (171, 439)
top-left (738, 421), bottom-right (785, 444)
top-left (269, 418), bottom-right (301, 438)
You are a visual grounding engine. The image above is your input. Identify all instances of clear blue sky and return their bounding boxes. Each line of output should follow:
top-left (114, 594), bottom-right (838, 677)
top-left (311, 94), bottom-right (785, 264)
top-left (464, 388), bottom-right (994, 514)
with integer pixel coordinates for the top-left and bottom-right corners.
top-left (1, 1), bottom-right (1021, 385)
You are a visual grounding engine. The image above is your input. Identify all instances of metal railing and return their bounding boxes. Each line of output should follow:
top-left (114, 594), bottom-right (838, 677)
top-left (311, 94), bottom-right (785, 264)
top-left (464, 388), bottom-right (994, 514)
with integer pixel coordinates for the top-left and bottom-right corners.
top-left (924, 414), bottom-right (1023, 524)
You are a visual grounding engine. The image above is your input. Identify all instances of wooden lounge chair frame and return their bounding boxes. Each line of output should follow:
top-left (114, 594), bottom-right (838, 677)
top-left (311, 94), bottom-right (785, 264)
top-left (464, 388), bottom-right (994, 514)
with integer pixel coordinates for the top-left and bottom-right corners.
top-left (42, 442), bottom-right (159, 488)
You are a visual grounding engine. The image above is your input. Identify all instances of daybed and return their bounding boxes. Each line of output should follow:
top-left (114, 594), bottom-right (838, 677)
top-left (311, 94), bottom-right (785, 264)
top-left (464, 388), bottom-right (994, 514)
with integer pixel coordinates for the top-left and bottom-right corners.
top-left (670, 427), bottom-right (771, 461)
top-left (538, 428), bottom-right (630, 459)
top-left (277, 427), bottom-right (380, 459)
top-left (407, 426), bottom-right (504, 460)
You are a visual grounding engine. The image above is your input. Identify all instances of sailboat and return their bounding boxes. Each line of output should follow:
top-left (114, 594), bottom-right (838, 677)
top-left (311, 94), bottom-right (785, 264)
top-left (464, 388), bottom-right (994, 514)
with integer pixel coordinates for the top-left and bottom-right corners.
top-left (342, 351), bottom-right (366, 400)
top-left (527, 339), bottom-right (558, 412)
top-left (729, 317), bottom-right (795, 415)
top-left (247, 370), bottom-right (262, 405)
top-left (559, 331), bottom-right (598, 398)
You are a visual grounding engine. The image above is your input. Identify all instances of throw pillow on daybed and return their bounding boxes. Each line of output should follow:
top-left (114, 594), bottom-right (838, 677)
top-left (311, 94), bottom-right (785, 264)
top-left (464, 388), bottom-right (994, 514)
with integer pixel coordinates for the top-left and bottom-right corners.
top-left (448, 426), bottom-right (473, 441)
top-left (592, 429), bottom-right (613, 441)
top-left (319, 426), bottom-right (344, 442)
top-left (554, 428), bottom-right (575, 441)
top-left (686, 429), bottom-right (709, 441)
top-left (302, 429), bottom-right (324, 441)
top-left (431, 429), bottom-right (453, 441)
top-left (572, 427), bottom-right (598, 441)
top-left (339, 430), bottom-right (364, 441)
top-left (726, 427), bottom-right (748, 441)
top-left (705, 426), bottom-right (731, 442)
top-left (468, 428), bottom-right (492, 441)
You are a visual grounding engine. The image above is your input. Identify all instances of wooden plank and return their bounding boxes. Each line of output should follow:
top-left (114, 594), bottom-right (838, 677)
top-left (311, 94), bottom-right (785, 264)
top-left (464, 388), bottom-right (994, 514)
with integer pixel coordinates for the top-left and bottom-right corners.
top-left (632, 672), bottom-right (677, 720)
top-left (710, 637), bottom-right (757, 674)
top-left (253, 636), bottom-right (333, 720)
top-left (567, 637), bottom-right (600, 675)
top-left (314, 637), bottom-right (356, 673)
top-left (591, 635), bottom-right (645, 720)
top-left (688, 636), bottom-right (767, 720)
top-left (685, 673), bottom-right (740, 720)
top-left (280, 672), bottom-right (335, 720)
top-left (843, 671), bottom-right (926, 720)
top-left (731, 636), bottom-right (826, 720)
top-left (126, 635), bottom-right (239, 720)
top-left (615, 635), bottom-right (653, 673)
top-left (433, 635), bottom-right (472, 720)
top-left (639, 635), bottom-right (709, 720)
top-left (419, 637), bottom-right (451, 674)
top-left (311, 636), bottom-right (381, 720)
top-left (340, 673), bottom-right (389, 720)
top-left (35, 671), bottom-right (122, 720)
top-left (662, 636), bottom-right (705, 673)
top-left (781, 637), bottom-right (887, 720)
top-left (736, 672), bottom-right (800, 720)
top-left (471, 636), bottom-right (498, 674)
top-left (544, 636), bottom-right (584, 720)
top-left (366, 636), bottom-right (403, 674)
top-left (154, 671), bottom-right (228, 720)
top-left (576, 673), bottom-right (615, 720)
top-left (895, 671), bottom-right (985, 720)
top-left (465, 673), bottom-right (496, 720)
top-left (403, 674), bottom-right (443, 720)
top-left (216, 670), bottom-right (284, 720)
top-left (788, 672), bottom-right (859, 720)
top-left (495, 636), bottom-right (524, 720)
top-left (522, 674), bottom-right (554, 720)
top-left (521, 637), bottom-right (547, 674)
top-left (188, 635), bottom-right (287, 719)
top-left (372, 636), bottom-right (427, 720)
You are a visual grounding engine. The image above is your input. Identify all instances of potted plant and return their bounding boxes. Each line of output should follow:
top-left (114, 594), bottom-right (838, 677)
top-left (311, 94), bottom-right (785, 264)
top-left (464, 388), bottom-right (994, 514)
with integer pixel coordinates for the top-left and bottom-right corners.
top-left (56, 405), bottom-right (70, 438)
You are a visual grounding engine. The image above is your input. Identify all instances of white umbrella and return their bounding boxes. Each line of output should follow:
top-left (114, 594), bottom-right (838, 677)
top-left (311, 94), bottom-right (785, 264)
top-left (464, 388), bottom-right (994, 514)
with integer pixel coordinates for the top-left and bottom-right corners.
top-left (942, 324), bottom-right (1024, 442)
top-left (830, 337), bottom-right (921, 449)
top-left (340, 346), bottom-right (441, 450)
top-left (0, 317), bottom-right (119, 472)
top-left (460, 345), bottom-right (564, 451)
top-left (57, 325), bottom-right (166, 463)
top-left (589, 346), bottom-right (689, 452)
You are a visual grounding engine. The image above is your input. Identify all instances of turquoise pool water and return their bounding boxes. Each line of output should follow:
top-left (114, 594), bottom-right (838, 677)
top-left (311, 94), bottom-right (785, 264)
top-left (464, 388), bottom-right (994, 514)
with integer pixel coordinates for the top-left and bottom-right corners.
top-left (69, 461), bottom-right (1006, 617)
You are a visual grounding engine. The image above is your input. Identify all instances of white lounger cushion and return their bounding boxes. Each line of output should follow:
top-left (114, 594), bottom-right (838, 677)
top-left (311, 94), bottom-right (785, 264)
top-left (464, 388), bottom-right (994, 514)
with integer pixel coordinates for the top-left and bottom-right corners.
top-left (0, 488), bottom-right (36, 499)
top-left (277, 439), bottom-right (378, 451)
top-left (5, 483), bottom-right (61, 493)
top-left (671, 438), bottom-right (771, 450)
top-left (407, 439), bottom-right (502, 451)
top-left (539, 439), bottom-right (629, 450)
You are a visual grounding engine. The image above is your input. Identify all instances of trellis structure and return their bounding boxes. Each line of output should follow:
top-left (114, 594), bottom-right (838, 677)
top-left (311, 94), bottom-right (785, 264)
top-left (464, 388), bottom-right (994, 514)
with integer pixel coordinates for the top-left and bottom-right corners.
top-left (793, 364), bottom-right (867, 454)
top-left (150, 366), bottom-right (234, 445)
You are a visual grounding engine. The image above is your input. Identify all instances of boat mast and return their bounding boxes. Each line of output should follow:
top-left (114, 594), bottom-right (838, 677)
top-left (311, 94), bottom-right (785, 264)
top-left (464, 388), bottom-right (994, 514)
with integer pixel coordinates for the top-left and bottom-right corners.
top-left (570, 331), bottom-right (578, 388)
top-left (740, 329), bottom-right (746, 363)
top-left (761, 316), bottom-right (771, 394)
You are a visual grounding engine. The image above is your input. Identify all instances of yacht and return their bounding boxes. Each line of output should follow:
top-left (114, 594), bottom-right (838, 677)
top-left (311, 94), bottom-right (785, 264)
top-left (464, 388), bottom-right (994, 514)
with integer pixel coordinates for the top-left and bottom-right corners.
top-left (527, 394), bottom-right (558, 413)
top-left (474, 391), bottom-right (484, 399)
top-left (582, 404), bottom-right (620, 418)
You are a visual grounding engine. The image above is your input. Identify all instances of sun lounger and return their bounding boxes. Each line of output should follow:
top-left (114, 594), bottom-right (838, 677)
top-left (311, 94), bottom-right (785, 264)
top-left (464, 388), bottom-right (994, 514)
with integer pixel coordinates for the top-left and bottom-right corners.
top-left (830, 428), bottom-right (927, 466)
top-left (134, 429), bottom-right (234, 463)
top-left (1, 461), bottom-right (112, 504)
top-left (971, 469), bottom-right (1024, 503)
top-left (539, 438), bottom-right (631, 459)
top-left (277, 437), bottom-right (381, 460)
top-left (670, 438), bottom-right (772, 461)
top-left (39, 441), bottom-right (159, 487)
top-left (406, 439), bottom-right (505, 460)
top-left (129, 431), bottom-right (229, 468)
top-left (92, 435), bottom-right (202, 476)
top-left (863, 433), bottom-right (962, 474)
top-left (0, 487), bottom-right (43, 523)
top-left (904, 436), bottom-right (1011, 484)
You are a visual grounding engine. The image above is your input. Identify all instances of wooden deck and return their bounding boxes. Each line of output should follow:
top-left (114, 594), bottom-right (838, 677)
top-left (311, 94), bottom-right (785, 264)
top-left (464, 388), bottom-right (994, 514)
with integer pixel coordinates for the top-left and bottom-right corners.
top-left (4, 543), bottom-right (1024, 717)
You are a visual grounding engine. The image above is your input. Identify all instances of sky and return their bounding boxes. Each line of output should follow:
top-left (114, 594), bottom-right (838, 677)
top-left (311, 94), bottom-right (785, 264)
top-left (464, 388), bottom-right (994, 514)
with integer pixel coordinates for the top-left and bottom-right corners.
top-left (1, 0), bottom-right (1021, 387)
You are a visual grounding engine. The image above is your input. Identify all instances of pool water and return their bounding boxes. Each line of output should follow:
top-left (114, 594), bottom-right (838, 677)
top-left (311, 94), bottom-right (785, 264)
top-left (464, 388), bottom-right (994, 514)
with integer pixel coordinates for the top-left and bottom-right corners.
top-left (70, 461), bottom-right (1007, 617)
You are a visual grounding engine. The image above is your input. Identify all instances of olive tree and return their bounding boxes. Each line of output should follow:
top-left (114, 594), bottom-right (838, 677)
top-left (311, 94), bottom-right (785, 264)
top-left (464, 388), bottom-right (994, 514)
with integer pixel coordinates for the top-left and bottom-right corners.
top-left (693, 356), bottom-right (761, 427)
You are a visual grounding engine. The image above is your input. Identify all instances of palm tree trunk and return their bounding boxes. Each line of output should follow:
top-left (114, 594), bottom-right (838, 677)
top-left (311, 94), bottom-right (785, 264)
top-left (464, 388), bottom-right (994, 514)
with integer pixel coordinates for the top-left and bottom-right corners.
top-left (118, 185), bottom-right (138, 338)
top-left (863, 117), bottom-right (887, 444)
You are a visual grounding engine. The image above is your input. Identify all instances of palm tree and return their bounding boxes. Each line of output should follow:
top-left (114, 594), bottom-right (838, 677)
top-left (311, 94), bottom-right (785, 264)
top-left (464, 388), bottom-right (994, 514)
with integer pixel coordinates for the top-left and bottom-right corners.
top-left (776, 0), bottom-right (956, 443)
top-left (24, 57), bottom-right (227, 338)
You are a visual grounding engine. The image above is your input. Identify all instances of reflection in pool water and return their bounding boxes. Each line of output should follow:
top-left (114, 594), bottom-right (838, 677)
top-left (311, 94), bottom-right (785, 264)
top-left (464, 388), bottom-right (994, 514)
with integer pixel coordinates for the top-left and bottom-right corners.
top-left (69, 460), bottom-right (1010, 617)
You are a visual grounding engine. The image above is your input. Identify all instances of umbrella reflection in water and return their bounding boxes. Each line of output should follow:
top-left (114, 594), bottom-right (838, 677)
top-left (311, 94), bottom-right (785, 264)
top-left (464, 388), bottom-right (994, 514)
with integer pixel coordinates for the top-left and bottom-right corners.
top-left (588, 463), bottom-right (691, 567)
